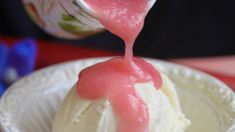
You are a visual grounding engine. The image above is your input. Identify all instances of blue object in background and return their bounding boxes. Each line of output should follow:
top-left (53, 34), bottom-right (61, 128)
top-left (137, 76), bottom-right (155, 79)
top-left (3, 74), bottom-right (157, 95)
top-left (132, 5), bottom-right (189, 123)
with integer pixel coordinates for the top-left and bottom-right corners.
top-left (8, 38), bottom-right (37, 76)
top-left (0, 83), bottom-right (5, 96)
top-left (0, 44), bottom-right (8, 79)
top-left (0, 38), bottom-right (37, 96)
top-left (0, 43), bottom-right (8, 96)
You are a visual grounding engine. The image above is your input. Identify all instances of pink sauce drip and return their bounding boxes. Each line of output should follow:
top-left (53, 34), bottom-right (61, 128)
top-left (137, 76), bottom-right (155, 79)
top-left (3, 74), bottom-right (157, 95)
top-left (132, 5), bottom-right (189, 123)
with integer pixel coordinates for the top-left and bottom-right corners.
top-left (77, 0), bottom-right (163, 132)
top-left (84, 0), bottom-right (148, 60)
top-left (77, 57), bottom-right (162, 132)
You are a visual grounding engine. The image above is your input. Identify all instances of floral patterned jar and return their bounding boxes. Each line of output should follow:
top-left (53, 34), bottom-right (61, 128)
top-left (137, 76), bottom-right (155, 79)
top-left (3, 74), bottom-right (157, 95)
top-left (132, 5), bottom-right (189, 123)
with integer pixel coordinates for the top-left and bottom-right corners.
top-left (23, 0), bottom-right (104, 39)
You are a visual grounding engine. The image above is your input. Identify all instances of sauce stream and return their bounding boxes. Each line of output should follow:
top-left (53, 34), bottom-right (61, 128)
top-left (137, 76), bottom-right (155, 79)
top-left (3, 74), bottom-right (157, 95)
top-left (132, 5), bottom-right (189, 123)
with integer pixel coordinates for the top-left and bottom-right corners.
top-left (77, 0), bottom-right (162, 131)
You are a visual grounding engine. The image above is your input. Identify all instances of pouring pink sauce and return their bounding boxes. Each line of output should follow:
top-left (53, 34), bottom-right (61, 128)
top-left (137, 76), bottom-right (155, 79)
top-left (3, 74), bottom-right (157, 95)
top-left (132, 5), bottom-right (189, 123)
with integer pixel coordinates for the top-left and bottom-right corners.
top-left (76, 0), bottom-right (162, 132)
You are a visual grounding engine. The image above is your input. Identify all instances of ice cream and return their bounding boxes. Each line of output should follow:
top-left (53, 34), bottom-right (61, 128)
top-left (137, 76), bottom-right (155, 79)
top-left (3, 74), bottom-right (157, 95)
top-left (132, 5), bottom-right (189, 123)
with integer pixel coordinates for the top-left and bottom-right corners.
top-left (52, 0), bottom-right (190, 131)
top-left (52, 71), bottom-right (190, 132)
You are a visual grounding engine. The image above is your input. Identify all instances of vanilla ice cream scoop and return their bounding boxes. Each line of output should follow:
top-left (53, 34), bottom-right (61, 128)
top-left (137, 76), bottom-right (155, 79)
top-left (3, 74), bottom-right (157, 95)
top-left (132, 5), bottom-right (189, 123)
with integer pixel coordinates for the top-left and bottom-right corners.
top-left (52, 73), bottom-right (190, 132)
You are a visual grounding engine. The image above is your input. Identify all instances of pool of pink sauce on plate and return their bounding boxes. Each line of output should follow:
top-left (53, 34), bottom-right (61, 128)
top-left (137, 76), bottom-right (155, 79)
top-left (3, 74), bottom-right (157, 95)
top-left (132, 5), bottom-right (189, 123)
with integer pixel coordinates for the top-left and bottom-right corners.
top-left (77, 0), bottom-right (162, 132)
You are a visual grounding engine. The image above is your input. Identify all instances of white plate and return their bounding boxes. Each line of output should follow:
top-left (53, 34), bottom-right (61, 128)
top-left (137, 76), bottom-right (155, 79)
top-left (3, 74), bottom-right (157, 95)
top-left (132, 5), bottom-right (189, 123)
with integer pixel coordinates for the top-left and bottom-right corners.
top-left (0, 57), bottom-right (234, 132)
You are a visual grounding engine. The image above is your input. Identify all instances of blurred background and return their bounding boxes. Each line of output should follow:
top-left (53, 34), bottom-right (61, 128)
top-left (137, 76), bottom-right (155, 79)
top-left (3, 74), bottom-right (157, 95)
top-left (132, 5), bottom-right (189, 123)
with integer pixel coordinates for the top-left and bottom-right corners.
top-left (0, 0), bottom-right (235, 93)
top-left (0, 0), bottom-right (234, 58)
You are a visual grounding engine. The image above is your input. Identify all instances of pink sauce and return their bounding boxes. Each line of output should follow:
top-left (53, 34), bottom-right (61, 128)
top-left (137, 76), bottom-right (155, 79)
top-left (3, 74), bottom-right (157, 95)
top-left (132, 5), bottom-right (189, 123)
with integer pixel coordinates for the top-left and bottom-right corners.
top-left (77, 0), bottom-right (162, 132)
top-left (84, 0), bottom-right (148, 60)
